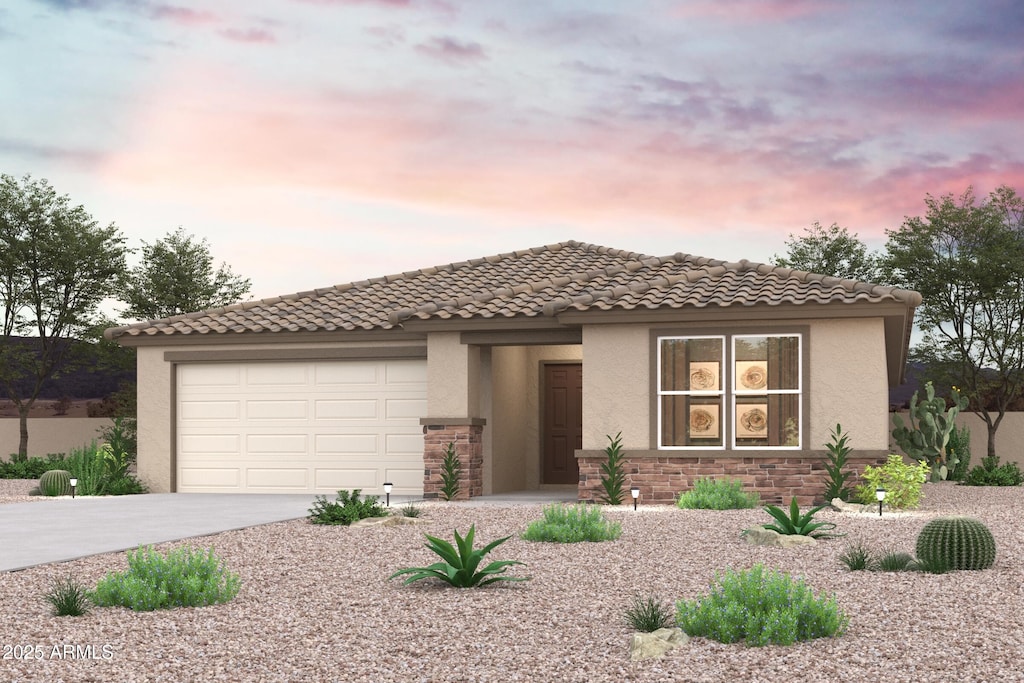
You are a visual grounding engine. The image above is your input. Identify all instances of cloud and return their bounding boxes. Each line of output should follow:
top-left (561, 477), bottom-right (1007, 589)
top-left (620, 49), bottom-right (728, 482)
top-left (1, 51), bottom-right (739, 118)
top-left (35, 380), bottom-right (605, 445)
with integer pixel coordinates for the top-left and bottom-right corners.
top-left (149, 4), bottom-right (218, 26)
top-left (219, 27), bottom-right (277, 44)
top-left (671, 0), bottom-right (843, 22)
top-left (0, 137), bottom-right (104, 167)
top-left (414, 36), bottom-right (486, 64)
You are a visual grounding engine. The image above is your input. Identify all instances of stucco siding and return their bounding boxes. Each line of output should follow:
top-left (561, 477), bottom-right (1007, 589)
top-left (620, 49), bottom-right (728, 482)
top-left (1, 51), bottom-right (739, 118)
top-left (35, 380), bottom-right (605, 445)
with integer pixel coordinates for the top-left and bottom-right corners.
top-left (136, 345), bottom-right (174, 493)
top-left (581, 325), bottom-right (650, 451)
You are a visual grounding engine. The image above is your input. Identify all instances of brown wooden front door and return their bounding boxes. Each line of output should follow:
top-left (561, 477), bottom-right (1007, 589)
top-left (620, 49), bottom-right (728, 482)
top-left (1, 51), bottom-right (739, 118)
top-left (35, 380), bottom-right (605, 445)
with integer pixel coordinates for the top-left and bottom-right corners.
top-left (542, 363), bottom-right (582, 485)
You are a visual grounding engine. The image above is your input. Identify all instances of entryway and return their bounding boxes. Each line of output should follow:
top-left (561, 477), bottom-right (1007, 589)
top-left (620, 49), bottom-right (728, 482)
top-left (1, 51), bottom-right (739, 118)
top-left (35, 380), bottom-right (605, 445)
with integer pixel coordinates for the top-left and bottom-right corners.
top-left (542, 363), bottom-right (582, 485)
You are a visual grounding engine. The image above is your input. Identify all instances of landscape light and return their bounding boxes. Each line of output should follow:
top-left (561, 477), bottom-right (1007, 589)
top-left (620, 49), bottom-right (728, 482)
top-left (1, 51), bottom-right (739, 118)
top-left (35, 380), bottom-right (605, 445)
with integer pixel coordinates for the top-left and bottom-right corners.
top-left (69, 478), bottom-right (77, 499)
top-left (383, 482), bottom-right (393, 507)
top-left (630, 486), bottom-right (640, 511)
top-left (875, 487), bottom-right (886, 517)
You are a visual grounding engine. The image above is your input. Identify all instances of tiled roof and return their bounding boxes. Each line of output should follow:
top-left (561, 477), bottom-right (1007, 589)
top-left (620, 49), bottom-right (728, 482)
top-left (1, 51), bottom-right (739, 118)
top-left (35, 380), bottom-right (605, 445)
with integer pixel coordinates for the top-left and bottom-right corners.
top-left (105, 240), bottom-right (921, 339)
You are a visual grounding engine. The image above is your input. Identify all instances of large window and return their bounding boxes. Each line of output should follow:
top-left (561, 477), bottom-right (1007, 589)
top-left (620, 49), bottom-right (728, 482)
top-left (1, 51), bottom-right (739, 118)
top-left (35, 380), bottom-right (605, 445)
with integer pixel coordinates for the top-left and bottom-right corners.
top-left (658, 333), bottom-right (802, 449)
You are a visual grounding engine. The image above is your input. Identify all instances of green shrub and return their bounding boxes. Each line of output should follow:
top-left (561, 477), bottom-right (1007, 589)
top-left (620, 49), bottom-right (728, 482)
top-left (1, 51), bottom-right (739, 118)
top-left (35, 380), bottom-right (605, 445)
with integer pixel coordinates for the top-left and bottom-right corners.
top-left (676, 564), bottom-right (848, 646)
top-left (961, 455), bottom-right (1023, 487)
top-left (676, 477), bottom-right (760, 510)
top-left (912, 554), bottom-right (951, 575)
top-left (91, 546), bottom-right (240, 611)
top-left (597, 432), bottom-right (626, 505)
top-left (947, 423), bottom-right (971, 481)
top-left (39, 469), bottom-right (72, 496)
top-left (915, 516), bottom-right (996, 571)
top-left (875, 550), bottom-right (915, 572)
top-left (762, 497), bottom-right (838, 538)
top-left (440, 441), bottom-right (462, 501)
top-left (837, 541), bottom-right (875, 571)
top-left (44, 575), bottom-right (91, 617)
top-left (856, 455), bottom-right (929, 509)
top-left (308, 489), bottom-right (388, 525)
top-left (398, 503), bottom-right (422, 518)
top-left (0, 455), bottom-right (65, 479)
top-left (389, 525), bottom-right (528, 588)
top-left (99, 417), bottom-right (137, 468)
top-left (62, 442), bottom-right (109, 496)
top-left (105, 476), bottom-right (148, 496)
top-left (624, 593), bottom-right (673, 632)
top-left (822, 423), bottom-right (855, 502)
top-left (521, 503), bottom-right (622, 543)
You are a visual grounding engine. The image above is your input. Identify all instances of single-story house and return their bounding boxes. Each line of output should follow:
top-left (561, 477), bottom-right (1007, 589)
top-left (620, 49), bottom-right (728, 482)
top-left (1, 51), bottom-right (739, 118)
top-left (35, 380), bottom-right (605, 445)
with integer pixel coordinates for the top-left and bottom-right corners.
top-left (105, 240), bottom-right (920, 504)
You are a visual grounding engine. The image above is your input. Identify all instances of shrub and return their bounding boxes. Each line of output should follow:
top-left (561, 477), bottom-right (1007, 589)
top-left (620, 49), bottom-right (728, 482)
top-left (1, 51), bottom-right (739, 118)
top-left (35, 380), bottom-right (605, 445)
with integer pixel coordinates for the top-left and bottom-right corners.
top-left (947, 423), bottom-right (971, 481)
top-left (99, 417), bottom-right (137, 467)
top-left (439, 441), bottom-right (462, 501)
top-left (961, 455), bottom-right (1023, 487)
top-left (822, 423), bottom-right (855, 502)
top-left (521, 503), bottom-right (622, 543)
top-left (624, 593), bottom-right (673, 632)
top-left (676, 564), bottom-right (848, 646)
top-left (676, 477), bottom-right (760, 510)
top-left (0, 455), bottom-right (65, 480)
top-left (762, 497), bottom-right (838, 538)
top-left (62, 442), bottom-right (109, 496)
top-left (856, 455), bottom-right (929, 509)
top-left (597, 432), bottom-right (626, 505)
top-left (875, 550), bottom-right (915, 572)
top-left (389, 525), bottom-right (528, 588)
top-left (915, 516), bottom-right (996, 571)
top-left (91, 546), bottom-right (240, 611)
top-left (308, 489), bottom-right (388, 525)
top-left (398, 503), bottom-right (422, 518)
top-left (912, 554), bottom-right (951, 575)
top-left (105, 476), bottom-right (148, 496)
top-left (39, 469), bottom-right (72, 496)
top-left (44, 575), bottom-right (91, 617)
top-left (837, 541), bottom-right (875, 571)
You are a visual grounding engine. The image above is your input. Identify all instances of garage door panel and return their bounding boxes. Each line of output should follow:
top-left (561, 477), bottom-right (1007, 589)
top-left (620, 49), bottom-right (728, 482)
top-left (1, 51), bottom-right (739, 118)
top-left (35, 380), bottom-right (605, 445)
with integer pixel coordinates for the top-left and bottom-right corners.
top-left (178, 360), bottom-right (425, 494)
top-left (246, 400), bottom-right (308, 420)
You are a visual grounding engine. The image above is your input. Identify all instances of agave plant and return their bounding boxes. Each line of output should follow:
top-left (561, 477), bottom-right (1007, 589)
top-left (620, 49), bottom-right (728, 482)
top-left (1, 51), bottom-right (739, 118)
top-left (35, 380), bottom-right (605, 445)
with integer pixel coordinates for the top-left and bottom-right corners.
top-left (763, 497), bottom-right (839, 539)
top-left (389, 525), bottom-right (528, 588)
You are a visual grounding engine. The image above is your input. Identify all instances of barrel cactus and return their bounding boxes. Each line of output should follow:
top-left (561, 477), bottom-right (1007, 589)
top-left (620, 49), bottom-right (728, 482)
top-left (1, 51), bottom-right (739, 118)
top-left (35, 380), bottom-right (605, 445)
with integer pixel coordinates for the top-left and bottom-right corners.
top-left (39, 469), bottom-right (72, 497)
top-left (915, 516), bottom-right (996, 571)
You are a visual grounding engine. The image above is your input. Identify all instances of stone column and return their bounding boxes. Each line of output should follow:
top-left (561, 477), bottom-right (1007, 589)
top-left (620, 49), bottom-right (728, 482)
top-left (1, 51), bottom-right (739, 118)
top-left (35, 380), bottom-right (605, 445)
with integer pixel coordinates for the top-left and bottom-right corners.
top-left (421, 420), bottom-right (485, 500)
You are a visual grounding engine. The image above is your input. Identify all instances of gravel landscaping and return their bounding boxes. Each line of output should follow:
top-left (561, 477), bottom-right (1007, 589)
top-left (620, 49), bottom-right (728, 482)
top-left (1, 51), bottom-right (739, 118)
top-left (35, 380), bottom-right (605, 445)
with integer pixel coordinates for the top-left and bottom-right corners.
top-left (2, 480), bottom-right (1023, 682)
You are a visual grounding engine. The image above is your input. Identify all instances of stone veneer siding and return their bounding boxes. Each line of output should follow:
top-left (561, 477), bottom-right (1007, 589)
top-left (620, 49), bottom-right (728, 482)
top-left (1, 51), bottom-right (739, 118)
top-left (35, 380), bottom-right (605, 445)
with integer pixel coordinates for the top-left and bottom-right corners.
top-left (422, 424), bottom-right (484, 500)
top-left (577, 453), bottom-right (889, 506)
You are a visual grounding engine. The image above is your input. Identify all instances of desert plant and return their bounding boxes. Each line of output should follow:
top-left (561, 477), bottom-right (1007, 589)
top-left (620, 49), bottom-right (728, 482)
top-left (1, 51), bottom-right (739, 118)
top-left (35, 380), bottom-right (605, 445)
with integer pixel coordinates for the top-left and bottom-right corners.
top-left (676, 564), bottom-right (848, 646)
top-left (398, 503), bottom-right (422, 518)
top-left (915, 516), bottom-right (996, 571)
top-left (676, 477), bottom-right (760, 510)
top-left (105, 476), bottom-right (148, 496)
top-left (961, 455), bottom-right (1023, 487)
top-left (0, 455), bottom-right (66, 479)
top-left (838, 541), bottom-right (875, 571)
top-left (624, 593), bottom-right (673, 632)
top-left (44, 575), bottom-right (91, 617)
top-left (762, 497), bottom-right (839, 538)
top-left (439, 441), bottom-right (462, 501)
top-left (308, 489), bottom-right (388, 525)
top-left (856, 455), bottom-right (929, 509)
top-left (947, 422), bottom-right (971, 481)
top-left (597, 432), bottom-right (626, 505)
top-left (912, 554), bottom-right (951, 575)
top-left (521, 503), bottom-right (622, 543)
top-left (39, 469), bottom-right (72, 497)
top-left (875, 550), bottom-right (915, 572)
top-left (822, 423), bottom-right (854, 502)
top-left (389, 525), bottom-right (528, 588)
top-left (62, 442), bottom-right (109, 496)
top-left (91, 546), bottom-right (240, 611)
top-left (99, 416), bottom-right (137, 467)
top-left (891, 382), bottom-right (968, 481)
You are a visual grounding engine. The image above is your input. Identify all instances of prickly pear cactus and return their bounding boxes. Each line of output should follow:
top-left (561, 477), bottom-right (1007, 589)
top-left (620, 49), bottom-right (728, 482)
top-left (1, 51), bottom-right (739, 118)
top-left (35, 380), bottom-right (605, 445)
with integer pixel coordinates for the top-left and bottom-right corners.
top-left (891, 382), bottom-right (968, 481)
top-left (39, 469), bottom-right (72, 497)
top-left (915, 516), bottom-right (996, 571)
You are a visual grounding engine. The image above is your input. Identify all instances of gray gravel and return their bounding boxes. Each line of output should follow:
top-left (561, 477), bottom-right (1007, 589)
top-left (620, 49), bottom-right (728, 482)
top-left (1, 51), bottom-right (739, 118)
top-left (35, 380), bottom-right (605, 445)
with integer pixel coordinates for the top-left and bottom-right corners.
top-left (1, 480), bottom-right (1023, 682)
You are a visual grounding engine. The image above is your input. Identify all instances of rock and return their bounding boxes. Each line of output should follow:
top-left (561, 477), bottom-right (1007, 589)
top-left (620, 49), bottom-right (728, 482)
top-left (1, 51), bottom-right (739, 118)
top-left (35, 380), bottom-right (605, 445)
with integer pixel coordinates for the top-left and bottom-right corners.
top-left (630, 628), bottom-right (688, 661)
top-left (741, 527), bottom-right (817, 548)
top-left (831, 498), bottom-right (876, 514)
top-left (349, 516), bottom-right (432, 528)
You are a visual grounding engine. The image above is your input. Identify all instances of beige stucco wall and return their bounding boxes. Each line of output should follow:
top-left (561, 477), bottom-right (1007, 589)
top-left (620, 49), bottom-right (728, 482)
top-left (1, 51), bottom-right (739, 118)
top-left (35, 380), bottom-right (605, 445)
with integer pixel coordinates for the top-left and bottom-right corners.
top-left (486, 344), bottom-right (581, 493)
top-left (426, 332), bottom-right (480, 417)
top-left (0, 418), bottom-right (112, 460)
top-left (580, 317), bottom-right (891, 452)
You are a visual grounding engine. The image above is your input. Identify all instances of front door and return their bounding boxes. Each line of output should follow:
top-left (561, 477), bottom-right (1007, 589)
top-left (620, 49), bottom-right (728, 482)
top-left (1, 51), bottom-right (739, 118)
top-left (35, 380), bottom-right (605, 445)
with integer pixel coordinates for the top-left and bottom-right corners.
top-left (542, 363), bottom-right (582, 485)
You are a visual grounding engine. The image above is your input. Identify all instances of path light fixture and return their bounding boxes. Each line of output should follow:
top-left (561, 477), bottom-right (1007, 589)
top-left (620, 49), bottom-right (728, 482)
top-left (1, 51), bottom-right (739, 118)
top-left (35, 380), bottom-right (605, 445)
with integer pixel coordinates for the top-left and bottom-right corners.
top-left (875, 487), bottom-right (886, 517)
top-left (69, 478), bottom-right (77, 499)
top-left (383, 482), bottom-right (393, 507)
top-left (630, 486), bottom-right (640, 511)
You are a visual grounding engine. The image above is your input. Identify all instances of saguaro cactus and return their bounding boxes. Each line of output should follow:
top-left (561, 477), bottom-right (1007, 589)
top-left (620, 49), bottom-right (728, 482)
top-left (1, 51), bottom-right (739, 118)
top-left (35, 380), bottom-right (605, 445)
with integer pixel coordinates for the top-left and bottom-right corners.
top-left (891, 382), bottom-right (968, 481)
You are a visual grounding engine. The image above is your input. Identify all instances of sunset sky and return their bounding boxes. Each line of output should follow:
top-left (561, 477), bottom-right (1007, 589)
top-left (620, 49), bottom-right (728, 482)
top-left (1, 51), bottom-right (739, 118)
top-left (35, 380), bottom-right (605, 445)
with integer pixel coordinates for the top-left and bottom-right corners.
top-left (2, 0), bottom-right (1023, 310)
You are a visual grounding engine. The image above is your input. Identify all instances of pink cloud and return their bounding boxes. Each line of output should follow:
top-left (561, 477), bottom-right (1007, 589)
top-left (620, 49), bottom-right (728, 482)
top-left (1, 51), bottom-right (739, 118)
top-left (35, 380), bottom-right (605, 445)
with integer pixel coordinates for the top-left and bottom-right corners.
top-left (150, 4), bottom-right (218, 26)
top-left (219, 27), bottom-right (277, 44)
top-left (671, 0), bottom-right (842, 22)
top-left (415, 36), bottom-right (486, 64)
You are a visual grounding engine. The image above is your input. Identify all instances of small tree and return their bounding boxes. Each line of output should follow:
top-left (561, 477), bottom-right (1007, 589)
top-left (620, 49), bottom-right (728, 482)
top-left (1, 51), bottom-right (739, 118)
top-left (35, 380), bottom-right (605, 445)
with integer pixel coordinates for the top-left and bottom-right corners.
top-left (772, 222), bottom-right (882, 282)
top-left (117, 227), bottom-right (251, 320)
top-left (0, 174), bottom-right (127, 459)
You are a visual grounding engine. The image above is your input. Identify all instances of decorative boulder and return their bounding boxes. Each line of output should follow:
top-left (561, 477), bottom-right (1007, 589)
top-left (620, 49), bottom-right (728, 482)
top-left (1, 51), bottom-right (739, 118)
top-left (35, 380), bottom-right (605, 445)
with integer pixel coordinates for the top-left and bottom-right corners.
top-left (741, 527), bottom-right (817, 548)
top-left (630, 628), bottom-right (688, 661)
top-left (349, 516), bottom-right (432, 528)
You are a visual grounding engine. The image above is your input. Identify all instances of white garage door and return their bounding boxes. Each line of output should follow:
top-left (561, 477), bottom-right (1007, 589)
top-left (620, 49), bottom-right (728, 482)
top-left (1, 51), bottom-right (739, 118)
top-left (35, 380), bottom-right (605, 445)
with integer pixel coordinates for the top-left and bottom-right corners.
top-left (176, 359), bottom-right (426, 494)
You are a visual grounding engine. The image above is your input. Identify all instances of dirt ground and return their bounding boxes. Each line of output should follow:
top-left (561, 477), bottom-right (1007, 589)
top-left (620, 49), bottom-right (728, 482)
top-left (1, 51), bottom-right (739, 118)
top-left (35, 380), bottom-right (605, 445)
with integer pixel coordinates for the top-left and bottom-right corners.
top-left (0, 399), bottom-right (99, 418)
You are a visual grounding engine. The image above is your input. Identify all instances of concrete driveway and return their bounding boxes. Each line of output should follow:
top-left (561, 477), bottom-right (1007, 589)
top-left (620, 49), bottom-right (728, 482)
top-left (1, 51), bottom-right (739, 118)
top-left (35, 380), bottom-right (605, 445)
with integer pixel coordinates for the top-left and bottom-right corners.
top-left (0, 493), bottom-right (324, 572)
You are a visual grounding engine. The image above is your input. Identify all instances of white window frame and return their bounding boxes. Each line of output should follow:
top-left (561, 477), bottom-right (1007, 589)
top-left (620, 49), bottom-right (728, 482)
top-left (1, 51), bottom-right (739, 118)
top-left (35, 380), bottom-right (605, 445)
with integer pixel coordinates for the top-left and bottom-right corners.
top-left (731, 334), bottom-right (802, 450)
top-left (657, 335), bottom-right (725, 450)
